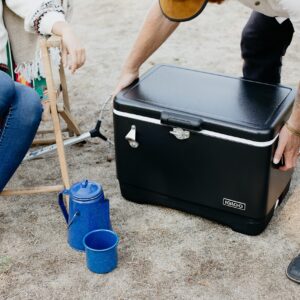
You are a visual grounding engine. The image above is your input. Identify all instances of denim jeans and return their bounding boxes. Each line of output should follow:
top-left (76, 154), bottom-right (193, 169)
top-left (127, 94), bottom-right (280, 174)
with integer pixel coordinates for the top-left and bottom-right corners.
top-left (241, 12), bottom-right (294, 84)
top-left (0, 71), bottom-right (43, 192)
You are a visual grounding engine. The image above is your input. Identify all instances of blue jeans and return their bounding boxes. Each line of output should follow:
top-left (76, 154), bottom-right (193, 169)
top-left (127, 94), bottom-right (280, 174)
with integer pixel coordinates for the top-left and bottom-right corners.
top-left (0, 71), bottom-right (43, 192)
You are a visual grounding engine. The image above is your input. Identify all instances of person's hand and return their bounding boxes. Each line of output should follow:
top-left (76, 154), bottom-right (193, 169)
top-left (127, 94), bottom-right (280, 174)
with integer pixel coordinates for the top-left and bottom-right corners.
top-left (61, 27), bottom-right (86, 74)
top-left (273, 123), bottom-right (300, 171)
top-left (52, 22), bottom-right (86, 74)
top-left (113, 68), bottom-right (139, 98)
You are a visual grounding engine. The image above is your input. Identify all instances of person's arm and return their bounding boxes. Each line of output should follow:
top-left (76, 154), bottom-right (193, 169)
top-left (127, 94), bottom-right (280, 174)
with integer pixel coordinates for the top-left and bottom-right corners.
top-left (274, 82), bottom-right (300, 170)
top-left (6, 0), bottom-right (85, 73)
top-left (272, 1), bottom-right (300, 170)
top-left (113, 1), bottom-right (179, 95)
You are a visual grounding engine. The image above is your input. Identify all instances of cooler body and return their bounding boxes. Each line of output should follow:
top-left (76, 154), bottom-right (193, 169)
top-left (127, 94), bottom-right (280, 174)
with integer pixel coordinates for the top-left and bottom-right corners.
top-left (113, 65), bottom-right (295, 235)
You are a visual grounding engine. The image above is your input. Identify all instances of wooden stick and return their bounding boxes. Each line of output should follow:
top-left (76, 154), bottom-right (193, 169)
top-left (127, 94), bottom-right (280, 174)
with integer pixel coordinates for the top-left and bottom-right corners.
top-left (58, 107), bottom-right (81, 136)
top-left (0, 185), bottom-right (64, 196)
top-left (59, 56), bottom-right (75, 137)
top-left (32, 137), bottom-right (68, 145)
top-left (40, 38), bottom-right (70, 192)
top-left (36, 127), bottom-right (69, 135)
top-left (1, 36), bottom-right (74, 200)
top-left (59, 63), bottom-right (71, 112)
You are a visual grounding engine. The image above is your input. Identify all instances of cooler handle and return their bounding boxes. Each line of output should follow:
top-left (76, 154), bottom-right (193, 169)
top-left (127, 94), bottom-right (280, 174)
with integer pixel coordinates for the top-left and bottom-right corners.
top-left (161, 112), bottom-right (202, 130)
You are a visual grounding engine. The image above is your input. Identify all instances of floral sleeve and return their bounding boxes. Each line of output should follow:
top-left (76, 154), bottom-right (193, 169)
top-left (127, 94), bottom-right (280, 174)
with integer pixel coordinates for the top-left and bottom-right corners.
top-left (5, 0), bottom-right (66, 35)
top-left (31, 0), bottom-right (65, 34)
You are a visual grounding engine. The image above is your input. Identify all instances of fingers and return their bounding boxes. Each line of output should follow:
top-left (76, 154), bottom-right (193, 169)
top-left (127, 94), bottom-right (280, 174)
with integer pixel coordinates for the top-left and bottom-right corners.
top-left (279, 149), bottom-right (298, 171)
top-left (60, 27), bottom-right (86, 73)
top-left (274, 126), bottom-right (297, 171)
top-left (113, 77), bottom-right (135, 98)
top-left (279, 153), bottom-right (296, 171)
top-left (274, 126), bottom-right (300, 171)
top-left (69, 48), bottom-right (86, 74)
top-left (112, 84), bottom-right (125, 99)
top-left (273, 137), bottom-right (286, 165)
top-left (80, 48), bottom-right (86, 66)
top-left (69, 50), bottom-right (78, 74)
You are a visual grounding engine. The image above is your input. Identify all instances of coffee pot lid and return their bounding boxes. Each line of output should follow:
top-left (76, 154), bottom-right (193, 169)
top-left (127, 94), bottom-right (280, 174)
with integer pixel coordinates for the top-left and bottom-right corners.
top-left (69, 180), bottom-right (104, 201)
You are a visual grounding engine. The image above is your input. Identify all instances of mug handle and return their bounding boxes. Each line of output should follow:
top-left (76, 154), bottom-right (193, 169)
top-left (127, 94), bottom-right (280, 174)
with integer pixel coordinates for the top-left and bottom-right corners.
top-left (58, 191), bottom-right (69, 224)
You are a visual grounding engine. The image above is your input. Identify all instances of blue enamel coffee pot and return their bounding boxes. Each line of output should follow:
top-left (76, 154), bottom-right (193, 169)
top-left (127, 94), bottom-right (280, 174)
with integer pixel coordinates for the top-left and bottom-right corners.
top-left (58, 180), bottom-right (112, 251)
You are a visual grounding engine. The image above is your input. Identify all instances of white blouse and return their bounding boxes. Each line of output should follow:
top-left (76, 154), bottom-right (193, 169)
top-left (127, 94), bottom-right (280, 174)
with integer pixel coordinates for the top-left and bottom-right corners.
top-left (0, 0), bottom-right (65, 66)
top-left (239, 0), bottom-right (300, 35)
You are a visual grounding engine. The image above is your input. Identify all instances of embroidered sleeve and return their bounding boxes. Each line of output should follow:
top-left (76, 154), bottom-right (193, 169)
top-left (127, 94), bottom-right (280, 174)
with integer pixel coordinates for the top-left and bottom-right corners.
top-left (5, 0), bottom-right (66, 34)
top-left (31, 0), bottom-right (65, 35)
top-left (35, 11), bottom-right (66, 35)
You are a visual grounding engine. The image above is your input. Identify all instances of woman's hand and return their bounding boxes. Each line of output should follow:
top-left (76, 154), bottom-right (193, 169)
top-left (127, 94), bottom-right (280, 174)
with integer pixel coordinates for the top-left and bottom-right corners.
top-left (274, 123), bottom-right (300, 171)
top-left (112, 2), bottom-right (179, 97)
top-left (113, 68), bottom-right (139, 98)
top-left (52, 22), bottom-right (86, 73)
top-left (274, 83), bottom-right (300, 171)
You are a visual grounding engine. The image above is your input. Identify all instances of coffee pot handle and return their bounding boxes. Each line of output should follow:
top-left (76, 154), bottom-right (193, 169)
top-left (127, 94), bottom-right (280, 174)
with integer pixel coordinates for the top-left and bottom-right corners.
top-left (58, 191), bottom-right (69, 224)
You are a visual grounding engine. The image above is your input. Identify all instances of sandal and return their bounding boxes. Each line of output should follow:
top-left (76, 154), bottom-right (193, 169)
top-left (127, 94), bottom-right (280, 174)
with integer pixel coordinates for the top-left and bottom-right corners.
top-left (286, 254), bottom-right (300, 283)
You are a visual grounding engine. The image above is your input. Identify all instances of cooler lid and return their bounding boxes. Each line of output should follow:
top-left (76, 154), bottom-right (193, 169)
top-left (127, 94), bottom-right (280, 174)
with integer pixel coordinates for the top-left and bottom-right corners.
top-left (114, 65), bottom-right (295, 142)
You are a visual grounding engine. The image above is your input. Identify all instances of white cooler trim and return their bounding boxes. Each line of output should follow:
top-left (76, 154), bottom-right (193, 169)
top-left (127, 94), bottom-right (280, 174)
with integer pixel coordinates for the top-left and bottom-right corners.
top-left (113, 109), bottom-right (278, 148)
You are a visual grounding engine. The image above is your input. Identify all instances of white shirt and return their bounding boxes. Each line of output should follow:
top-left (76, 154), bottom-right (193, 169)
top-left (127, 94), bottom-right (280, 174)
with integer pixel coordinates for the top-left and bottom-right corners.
top-left (238, 0), bottom-right (300, 35)
top-left (0, 0), bottom-right (65, 66)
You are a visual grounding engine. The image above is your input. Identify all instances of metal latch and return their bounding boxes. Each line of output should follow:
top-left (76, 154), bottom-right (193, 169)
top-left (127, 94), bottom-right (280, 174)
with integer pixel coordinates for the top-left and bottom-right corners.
top-left (170, 127), bottom-right (190, 140)
top-left (125, 125), bottom-right (139, 148)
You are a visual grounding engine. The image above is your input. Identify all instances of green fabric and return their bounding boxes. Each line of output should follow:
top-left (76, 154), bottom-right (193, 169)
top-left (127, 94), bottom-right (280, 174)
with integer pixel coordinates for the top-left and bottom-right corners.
top-left (5, 42), bottom-right (14, 79)
top-left (34, 77), bottom-right (47, 99)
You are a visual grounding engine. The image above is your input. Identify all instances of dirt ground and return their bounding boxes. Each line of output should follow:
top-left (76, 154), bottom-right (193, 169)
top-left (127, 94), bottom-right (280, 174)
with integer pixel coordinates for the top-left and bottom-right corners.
top-left (1, 0), bottom-right (300, 299)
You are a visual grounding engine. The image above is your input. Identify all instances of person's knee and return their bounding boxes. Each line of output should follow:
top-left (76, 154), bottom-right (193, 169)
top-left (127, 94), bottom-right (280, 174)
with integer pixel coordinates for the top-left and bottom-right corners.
top-left (14, 83), bottom-right (43, 129)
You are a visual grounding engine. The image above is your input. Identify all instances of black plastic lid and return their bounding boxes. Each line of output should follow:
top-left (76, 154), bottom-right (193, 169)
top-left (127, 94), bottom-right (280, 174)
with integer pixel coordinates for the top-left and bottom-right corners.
top-left (114, 65), bottom-right (295, 141)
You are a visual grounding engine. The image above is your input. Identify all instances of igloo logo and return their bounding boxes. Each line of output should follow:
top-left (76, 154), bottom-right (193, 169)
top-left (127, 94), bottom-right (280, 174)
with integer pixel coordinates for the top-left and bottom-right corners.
top-left (223, 198), bottom-right (246, 211)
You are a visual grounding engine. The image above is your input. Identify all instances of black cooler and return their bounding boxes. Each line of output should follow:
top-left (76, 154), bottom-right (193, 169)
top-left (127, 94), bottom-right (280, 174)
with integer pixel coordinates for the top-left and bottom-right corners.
top-left (113, 65), bottom-right (295, 235)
